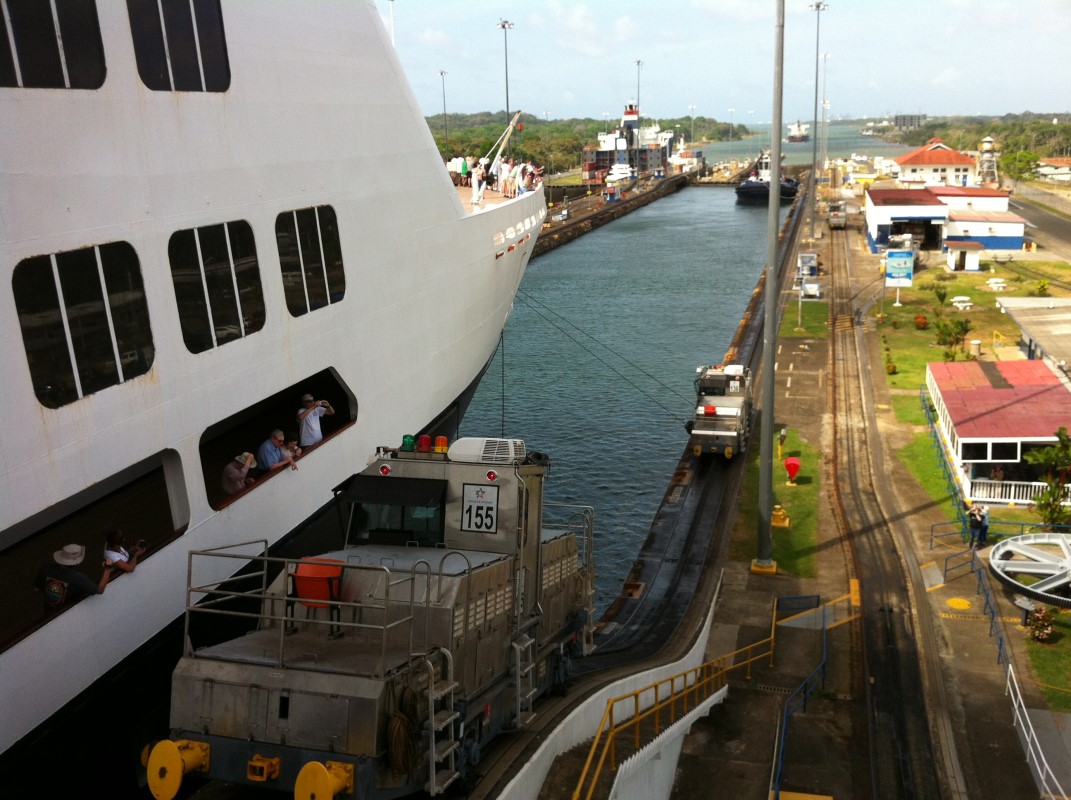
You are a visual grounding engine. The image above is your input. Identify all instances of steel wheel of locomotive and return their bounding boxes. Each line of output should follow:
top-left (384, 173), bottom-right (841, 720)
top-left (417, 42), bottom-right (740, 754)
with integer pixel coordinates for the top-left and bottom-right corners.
top-left (988, 533), bottom-right (1071, 608)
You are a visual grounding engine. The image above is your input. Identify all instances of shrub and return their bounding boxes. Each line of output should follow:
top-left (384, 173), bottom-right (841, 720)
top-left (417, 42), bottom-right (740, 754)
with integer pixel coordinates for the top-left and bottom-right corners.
top-left (885, 362), bottom-right (897, 374)
top-left (914, 314), bottom-right (929, 330)
top-left (1029, 607), bottom-right (1055, 643)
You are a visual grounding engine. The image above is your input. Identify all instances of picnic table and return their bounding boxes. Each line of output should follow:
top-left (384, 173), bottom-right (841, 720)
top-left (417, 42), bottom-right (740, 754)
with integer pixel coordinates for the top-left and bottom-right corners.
top-left (951, 295), bottom-right (973, 310)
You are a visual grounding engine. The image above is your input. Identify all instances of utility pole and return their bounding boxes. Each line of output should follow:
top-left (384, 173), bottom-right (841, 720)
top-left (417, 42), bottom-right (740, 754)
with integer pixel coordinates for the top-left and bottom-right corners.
top-left (755, 0), bottom-right (786, 575)
top-left (807, 3), bottom-right (828, 242)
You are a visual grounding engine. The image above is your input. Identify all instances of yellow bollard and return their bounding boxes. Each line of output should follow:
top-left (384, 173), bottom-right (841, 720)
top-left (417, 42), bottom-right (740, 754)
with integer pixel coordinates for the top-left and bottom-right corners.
top-left (771, 505), bottom-right (791, 528)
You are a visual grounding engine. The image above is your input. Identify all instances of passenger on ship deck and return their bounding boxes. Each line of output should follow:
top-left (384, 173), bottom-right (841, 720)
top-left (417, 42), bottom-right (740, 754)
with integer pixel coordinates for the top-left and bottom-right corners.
top-left (285, 433), bottom-right (303, 460)
top-left (257, 429), bottom-right (298, 473)
top-left (34, 544), bottom-right (112, 610)
top-left (499, 158), bottom-right (514, 198)
top-left (222, 452), bottom-right (257, 495)
top-left (102, 529), bottom-right (146, 573)
top-left (471, 159), bottom-right (487, 206)
top-left (297, 393), bottom-right (334, 448)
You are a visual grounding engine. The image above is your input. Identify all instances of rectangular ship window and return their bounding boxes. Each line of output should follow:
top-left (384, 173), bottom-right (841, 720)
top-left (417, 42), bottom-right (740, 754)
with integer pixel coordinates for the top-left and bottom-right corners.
top-left (13, 242), bottom-right (155, 408)
top-left (1, 0), bottom-right (105, 89)
top-left (169, 220), bottom-right (265, 354)
top-left (276, 206), bottom-right (346, 318)
top-left (126, 0), bottom-right (230, 92)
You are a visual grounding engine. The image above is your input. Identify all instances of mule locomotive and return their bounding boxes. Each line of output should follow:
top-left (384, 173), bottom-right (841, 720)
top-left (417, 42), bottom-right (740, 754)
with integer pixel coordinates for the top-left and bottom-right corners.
top-left (684, 364), bottom-right (754, 459)
top-left (146, 436), bottom-right (595, 800)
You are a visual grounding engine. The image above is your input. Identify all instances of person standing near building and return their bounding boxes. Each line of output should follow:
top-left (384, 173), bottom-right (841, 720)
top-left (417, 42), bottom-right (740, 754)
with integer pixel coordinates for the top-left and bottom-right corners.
top-left (297, 393), bottom-right (335, 448)
top-left (978, 505), bottom-right (990, 548)
top-left (967, 505), bottom-right (983, 549)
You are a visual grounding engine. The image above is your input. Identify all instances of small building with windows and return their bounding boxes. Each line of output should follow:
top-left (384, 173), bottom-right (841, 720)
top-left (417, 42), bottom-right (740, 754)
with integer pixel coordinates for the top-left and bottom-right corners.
top-left (926, 359), bottom-right (1071, 507)
top-left (864, 186), bottom-right (1025, 257)
top-left (895, 138), bottom-right (977, 188)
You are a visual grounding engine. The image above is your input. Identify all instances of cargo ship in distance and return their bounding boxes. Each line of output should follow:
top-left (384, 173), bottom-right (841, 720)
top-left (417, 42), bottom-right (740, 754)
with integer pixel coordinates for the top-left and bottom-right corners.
top-left (787, 120), bottom-right (811, 142)
top-left (0, 0), bottom-right (545, 769)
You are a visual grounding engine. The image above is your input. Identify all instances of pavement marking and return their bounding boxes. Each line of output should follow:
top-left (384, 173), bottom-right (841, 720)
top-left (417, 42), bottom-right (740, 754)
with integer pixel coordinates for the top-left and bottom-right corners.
top-left (947, 597), bottom-right (973, 610)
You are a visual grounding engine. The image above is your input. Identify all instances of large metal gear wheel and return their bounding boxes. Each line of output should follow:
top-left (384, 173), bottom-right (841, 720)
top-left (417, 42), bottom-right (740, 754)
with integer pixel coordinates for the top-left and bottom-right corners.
top-left (988, 533), bottom-right (1071, 609)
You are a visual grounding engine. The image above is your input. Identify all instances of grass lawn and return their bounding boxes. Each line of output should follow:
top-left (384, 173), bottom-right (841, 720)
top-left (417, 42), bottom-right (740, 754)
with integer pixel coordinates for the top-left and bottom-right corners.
top-left (1026, 611), bottom-right (1071, 713)
top-left (889, 392), bottom-right (928, 426)
top-left (728, 428), bottom-right (820, 578)
top-left (872, 261), bottom-right (1068, 391)
top-left (779, 299), bottom-right (830, 339)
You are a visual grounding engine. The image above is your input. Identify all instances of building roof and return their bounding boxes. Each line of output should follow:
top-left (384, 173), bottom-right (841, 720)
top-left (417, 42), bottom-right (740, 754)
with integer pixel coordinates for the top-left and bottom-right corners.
top-left (1039, 157), bottom-right (1071, 167)
top-left (929, 186), bottom-right (1009, 198)
top-left (895, 137), bottom-right (976, 167)
top-left (867, 188), bottom-right (943, 207)
top-left (947, 209), bottom-right (1027, 224)
top-left (996, 297), bottom-right (1071, 369)
top-left (928, 360), bottom-right (1071, 440)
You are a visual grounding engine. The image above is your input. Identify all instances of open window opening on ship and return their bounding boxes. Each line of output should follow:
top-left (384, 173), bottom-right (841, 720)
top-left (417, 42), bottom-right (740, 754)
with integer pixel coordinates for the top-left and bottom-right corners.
top-left (202, 368), bottom-right (356, 510)
top-left (0, 452), bottom-right (186, 651)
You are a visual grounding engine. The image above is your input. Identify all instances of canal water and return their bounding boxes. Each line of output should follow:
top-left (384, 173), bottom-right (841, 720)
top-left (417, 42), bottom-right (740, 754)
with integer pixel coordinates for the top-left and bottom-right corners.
top-left (461, 187), bottom-right (785, 614)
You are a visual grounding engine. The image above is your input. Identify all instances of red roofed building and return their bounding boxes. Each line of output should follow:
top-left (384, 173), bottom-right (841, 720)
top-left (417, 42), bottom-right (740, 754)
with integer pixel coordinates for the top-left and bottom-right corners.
top-left (1037, 157), bottom-right (1071, 183)
top-left (895, 138), bottom-right (977, 188)
top-left (926, 360), bottom-right (1071, 505)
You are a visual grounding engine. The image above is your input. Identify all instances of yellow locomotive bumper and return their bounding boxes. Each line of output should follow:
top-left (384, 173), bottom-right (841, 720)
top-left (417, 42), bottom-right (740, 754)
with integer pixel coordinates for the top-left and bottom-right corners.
top-left (146, 739), bottom-right (210, 800)
top-left (296, 760), bottom-right (354, 800)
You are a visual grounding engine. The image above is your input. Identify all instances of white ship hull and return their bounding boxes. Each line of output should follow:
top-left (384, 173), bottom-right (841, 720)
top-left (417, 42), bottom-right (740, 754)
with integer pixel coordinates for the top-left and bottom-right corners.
top-left (0, 1), bottom-right (544, 755)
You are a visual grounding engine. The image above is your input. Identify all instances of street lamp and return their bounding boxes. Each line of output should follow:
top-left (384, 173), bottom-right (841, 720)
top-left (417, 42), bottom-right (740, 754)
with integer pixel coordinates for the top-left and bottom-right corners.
top-left (635, 59), bottom-right (643, 125)
top-left (439, 70), bottom-right (448, 152)
top-left (808, 2), bottom-right (828, 241)
top-left (498, 19), bottom-right (513, 125)
top-left (821, 53), bottom-right (830, 186)
top-left (688, 104), bottom-right (697, 142)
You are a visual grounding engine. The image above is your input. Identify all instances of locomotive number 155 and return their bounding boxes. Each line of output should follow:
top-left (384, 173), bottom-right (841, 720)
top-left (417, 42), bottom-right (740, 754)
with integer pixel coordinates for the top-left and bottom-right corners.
top-left (461, 484), bottom-right (499, 533)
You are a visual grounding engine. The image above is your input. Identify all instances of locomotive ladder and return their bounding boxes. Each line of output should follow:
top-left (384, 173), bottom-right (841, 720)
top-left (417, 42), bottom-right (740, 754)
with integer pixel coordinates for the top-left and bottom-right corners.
top-left (510, 635), bottom-right (538, 729)
top-left (424, 649), bottom-right (460, 795)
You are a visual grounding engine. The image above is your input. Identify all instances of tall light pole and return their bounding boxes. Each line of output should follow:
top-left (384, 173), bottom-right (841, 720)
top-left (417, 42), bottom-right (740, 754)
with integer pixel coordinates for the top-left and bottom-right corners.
top-left (498, 19), bottom-right (513, 124)
top-left (808, 3), bottom-right (828, 241)
top-left (634, 59), bottom-right (643, 124)
top-left (821, 52), bottom-right (830, 186)
top-left (439, 70), bottom-right (448, 153)
top-left (688, 104), bottom-right (697, 142)
top-left (728, 107), bottom-right (735, 161)
top-left (755, 0), bottom-right (786, 574)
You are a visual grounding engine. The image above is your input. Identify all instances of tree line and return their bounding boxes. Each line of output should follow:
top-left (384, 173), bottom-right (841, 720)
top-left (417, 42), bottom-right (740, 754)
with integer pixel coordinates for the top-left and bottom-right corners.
top-left (428, 111), bottom-right (747, 174)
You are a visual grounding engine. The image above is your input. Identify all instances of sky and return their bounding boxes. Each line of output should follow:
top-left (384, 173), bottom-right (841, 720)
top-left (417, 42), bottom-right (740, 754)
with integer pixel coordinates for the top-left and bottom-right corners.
top-left (375, 0), bottom-right (1071, 126)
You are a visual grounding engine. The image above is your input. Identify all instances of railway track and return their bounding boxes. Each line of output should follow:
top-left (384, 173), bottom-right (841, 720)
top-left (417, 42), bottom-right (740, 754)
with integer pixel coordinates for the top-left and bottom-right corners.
top-left (826, 223), bottom-right (948, 799)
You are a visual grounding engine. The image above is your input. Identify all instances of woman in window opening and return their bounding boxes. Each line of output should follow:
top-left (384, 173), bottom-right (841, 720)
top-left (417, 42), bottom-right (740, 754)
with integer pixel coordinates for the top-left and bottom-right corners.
top-left (103, 529), bottom-right (146, 573)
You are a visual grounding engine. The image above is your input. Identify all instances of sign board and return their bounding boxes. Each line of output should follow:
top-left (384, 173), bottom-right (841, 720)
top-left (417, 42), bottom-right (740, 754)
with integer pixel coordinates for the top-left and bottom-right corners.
top-left (884, 248), bottom-right (914, 288)
top-left (461, 484), bottom-right (499, 533)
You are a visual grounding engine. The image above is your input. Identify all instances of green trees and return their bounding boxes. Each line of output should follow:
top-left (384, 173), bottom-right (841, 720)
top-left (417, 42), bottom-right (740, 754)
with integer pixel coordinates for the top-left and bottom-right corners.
top-left (1024, 427), bottom-right (1071, 528)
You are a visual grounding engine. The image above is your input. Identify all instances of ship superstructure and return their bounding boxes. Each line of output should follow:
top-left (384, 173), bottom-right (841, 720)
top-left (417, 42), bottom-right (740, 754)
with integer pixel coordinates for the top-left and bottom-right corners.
top-left (0, 0), bottom-right (544, 761)
top-left (581, 104), bottom-right (676, 185)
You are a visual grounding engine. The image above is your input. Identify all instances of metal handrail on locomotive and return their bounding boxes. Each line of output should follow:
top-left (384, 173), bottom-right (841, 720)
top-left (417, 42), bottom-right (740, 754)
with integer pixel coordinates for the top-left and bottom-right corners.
top-left (684, 364), bottom-right (754, 458)
top-left (146, 436), bottom-right (596, 800)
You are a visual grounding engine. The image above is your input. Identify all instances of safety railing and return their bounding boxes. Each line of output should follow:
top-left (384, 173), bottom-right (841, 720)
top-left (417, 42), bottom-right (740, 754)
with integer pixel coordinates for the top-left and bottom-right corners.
top-left (769, 588), bottom-right (859, 798)
top-left (572, 609), bottom-right (776, 800)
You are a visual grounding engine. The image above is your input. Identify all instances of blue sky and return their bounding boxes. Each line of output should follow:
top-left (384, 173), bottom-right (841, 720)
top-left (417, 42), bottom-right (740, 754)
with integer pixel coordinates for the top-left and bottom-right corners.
top-left (376, 0), bottom-right (1071, 125)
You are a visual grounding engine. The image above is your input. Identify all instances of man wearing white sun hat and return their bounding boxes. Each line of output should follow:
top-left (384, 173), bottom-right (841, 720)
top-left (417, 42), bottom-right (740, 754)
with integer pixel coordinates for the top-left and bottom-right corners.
top-left (34, 543), bottom-right (112, 611)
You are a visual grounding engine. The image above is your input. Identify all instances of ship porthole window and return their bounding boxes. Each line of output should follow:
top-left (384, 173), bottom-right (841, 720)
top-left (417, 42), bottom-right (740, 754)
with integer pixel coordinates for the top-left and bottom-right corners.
top-left (275, 206), bottom-right (346, 318)
top-left (126, 0), bottom-right (230, 92)
top-left (168, 220), bottom-right (266, 353)
top-left (13, 242), bottom-right (155, 408)
top-left (0, 0), bottom-right (106, 89)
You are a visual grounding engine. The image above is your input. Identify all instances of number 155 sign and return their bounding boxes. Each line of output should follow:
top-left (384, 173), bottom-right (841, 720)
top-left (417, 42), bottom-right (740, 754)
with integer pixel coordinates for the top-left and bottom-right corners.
top-left (461, 484), bottom-right (499, 533)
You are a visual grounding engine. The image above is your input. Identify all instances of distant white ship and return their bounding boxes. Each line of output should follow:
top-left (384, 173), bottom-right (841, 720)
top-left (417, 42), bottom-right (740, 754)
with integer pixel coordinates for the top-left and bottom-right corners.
top-left (787, 120), bottom-right (811, 142)
top-left (0, 0), bottom-right (544, 761)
